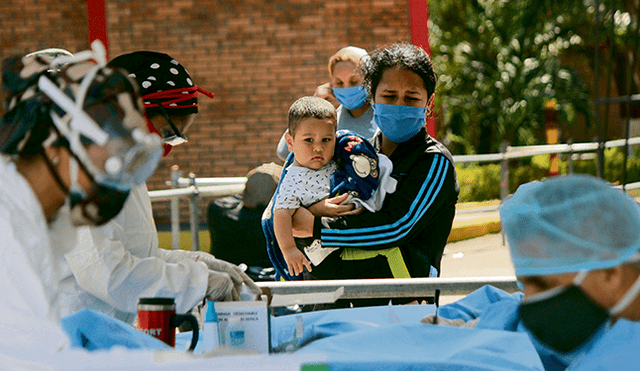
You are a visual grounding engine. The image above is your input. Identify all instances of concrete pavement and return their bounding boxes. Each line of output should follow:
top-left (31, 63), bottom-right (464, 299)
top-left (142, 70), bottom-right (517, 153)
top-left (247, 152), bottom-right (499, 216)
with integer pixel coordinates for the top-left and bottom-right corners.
top-left (439, 232), bottom-right (514, 304)
top-left (436, 200), bottom-right (513, 304)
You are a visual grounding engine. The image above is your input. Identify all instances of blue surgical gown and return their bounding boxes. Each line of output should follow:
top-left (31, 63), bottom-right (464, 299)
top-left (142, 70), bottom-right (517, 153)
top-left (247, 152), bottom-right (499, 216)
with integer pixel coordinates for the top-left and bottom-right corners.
top-left (436, 285), bottom-right (640, 371)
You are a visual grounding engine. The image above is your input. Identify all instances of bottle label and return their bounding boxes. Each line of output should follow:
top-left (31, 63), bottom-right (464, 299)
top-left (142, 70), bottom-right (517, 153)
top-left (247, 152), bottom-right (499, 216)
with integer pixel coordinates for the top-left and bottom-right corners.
top-left (229, 330), bottom-right (245, 346)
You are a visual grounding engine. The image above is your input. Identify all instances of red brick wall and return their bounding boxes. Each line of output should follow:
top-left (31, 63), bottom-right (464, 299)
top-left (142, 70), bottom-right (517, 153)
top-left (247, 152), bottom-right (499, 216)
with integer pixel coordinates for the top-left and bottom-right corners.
top-left (0, 0), bottom-right (410, 224)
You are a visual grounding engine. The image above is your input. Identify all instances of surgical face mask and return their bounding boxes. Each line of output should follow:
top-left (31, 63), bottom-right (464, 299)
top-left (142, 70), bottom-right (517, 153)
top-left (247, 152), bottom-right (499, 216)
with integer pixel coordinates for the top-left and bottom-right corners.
top-left (523, 320), bottom-right (607, 368)
top-left (333, 85), bottom-right (368, 110)
top-left (518, 271), bottom-right (608, 353)
top-left (372, 103), bottom-right (426, 143)
top-left (68, 183), bottom-right (130, 226)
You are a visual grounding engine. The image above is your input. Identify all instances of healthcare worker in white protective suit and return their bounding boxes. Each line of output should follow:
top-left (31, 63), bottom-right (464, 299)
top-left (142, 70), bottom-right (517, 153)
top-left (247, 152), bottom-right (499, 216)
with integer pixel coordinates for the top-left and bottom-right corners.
top-left (0, 42), bottom-right (163, 362)
top-left (422, 174), bottom-right (640, 370)
top-left (56, 51), bottom-right (261, 323)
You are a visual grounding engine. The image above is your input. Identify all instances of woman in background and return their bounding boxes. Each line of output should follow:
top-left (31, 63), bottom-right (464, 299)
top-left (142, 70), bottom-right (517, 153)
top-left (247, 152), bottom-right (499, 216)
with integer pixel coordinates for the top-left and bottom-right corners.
top-left (293, 43), bottom-right (459, 290)
top-left (276, 46), bottom-right (376, 160)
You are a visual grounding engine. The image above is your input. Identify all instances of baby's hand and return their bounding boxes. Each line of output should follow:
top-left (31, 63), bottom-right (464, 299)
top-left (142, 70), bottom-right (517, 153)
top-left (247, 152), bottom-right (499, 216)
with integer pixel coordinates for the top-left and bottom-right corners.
top-left (282, 247), bottom-right (313, 276)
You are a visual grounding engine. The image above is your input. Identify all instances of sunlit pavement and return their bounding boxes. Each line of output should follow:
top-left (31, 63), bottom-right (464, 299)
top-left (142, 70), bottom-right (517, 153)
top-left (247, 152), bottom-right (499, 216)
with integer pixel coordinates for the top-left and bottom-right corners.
top-left (439, 232), bottom-right (514, 304)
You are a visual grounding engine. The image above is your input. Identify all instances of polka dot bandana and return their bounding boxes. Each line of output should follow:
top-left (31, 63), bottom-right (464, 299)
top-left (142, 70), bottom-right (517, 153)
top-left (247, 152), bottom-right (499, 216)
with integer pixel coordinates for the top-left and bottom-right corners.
top-left (107, 51), bottom-right (214, 116)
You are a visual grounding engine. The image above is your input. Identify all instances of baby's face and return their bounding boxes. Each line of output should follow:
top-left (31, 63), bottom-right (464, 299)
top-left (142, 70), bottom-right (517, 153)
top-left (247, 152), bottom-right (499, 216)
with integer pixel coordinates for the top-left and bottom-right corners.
top-left (286, 117), bottom-right (336, 170)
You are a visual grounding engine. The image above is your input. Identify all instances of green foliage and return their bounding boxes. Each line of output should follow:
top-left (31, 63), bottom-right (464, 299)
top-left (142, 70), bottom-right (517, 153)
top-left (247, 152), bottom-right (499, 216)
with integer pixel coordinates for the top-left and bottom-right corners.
top-left (561, 148), bottom-right (640, 184)
top-left (456, 148), bottom-right (640, 202)
top-left (509, 157), bottom-right (549, 193)
top-left (457, 163), bottom-right (501, 202)
top-left (428, 0), bottom-right (638, 154)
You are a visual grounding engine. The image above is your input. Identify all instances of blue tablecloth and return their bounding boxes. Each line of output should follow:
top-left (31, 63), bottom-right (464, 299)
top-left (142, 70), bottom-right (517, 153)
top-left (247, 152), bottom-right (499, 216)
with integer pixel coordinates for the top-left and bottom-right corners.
top-left (176, 303), bottom-right (543, 370)
top-left (298, 323), bottom-right (543, 370)
top-left (270, 303), bottom-right (433, 351)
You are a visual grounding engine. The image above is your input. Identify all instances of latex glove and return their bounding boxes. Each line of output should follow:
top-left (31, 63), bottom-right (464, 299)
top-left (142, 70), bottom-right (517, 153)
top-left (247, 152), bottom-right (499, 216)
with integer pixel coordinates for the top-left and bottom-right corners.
top-left (205, 270), bottom-right (238, 302)
top-left (199, 258), bottom-right (262, 300)
top-left (162, 249), bottom-right (215, 264)
top-left (420, 315), bottom-right (479, 328)
top-left (164, 250), bottom-right (261, 300)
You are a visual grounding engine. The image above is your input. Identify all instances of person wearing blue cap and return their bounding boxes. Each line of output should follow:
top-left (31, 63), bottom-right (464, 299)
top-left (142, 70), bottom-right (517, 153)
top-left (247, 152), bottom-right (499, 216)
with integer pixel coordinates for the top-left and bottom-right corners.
top-left (423, 174), bottom-right (640, 370)
top-left (501, 175), bottom-right (640, 369)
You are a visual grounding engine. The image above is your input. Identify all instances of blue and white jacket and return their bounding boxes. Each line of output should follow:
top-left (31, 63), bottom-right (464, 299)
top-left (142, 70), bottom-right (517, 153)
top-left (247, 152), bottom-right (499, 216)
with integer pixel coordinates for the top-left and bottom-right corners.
top-left (313, 127), bottom-right (459, 277)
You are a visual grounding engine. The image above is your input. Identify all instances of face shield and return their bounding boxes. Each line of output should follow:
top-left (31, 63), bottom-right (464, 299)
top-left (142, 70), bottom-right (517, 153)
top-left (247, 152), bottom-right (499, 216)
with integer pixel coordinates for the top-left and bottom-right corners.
top-left (142, 85), bottom-right (214, 149)
top-left (1, 41), bottom-right (163, 225)
top-left (36, 41), bottom-right (162, 225)
top-left (37, 43), bottom-right (162, 194)
top-left (105, 50), bottom-right (215, 157)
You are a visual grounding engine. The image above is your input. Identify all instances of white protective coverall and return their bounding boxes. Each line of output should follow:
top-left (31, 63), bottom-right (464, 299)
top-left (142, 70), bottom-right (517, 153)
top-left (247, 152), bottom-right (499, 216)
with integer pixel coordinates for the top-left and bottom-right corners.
top-left (56, 183), bottom-right (209, 323)
top-left (0, 156), bottom-right (70, 358)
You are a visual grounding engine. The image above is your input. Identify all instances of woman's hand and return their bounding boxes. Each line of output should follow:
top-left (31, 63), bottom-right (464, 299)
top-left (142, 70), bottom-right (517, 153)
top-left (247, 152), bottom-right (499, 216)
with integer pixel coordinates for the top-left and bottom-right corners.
top-left (314, 82), bottom-right (340, 109)
top-left (292, 195), bottom-right (365, 237)
top-left (307, 194), bottom-right (363, 217)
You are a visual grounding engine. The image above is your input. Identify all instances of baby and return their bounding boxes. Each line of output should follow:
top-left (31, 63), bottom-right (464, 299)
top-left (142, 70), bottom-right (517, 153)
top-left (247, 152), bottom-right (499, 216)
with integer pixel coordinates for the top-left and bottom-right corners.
top-left (267, 96), bottom-right (398, 280)
top-left (273, 96), bottom-right (339, 277)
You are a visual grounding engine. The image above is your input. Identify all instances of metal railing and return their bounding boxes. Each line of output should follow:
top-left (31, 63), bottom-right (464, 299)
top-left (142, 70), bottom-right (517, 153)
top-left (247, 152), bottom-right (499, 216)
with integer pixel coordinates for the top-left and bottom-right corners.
top-left (454, 136), bottom-right (640, 199)
top-left (257, 276), bottom-right (520, 301)
top-left (149, 167), bottom-right (247, 251)
top-left (149, 136), bottom-right (640, 250)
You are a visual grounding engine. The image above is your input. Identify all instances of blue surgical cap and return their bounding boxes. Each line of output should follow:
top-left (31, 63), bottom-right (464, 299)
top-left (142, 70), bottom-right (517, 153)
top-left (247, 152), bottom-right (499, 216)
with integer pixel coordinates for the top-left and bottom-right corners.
top-left (500, 175), bottom-right (640, 276)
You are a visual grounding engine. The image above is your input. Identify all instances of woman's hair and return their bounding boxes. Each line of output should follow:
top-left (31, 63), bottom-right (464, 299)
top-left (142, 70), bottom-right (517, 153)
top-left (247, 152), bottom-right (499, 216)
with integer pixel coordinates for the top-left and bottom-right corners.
top-left (328, 46), bottom-right (368, 76)
top-left (287, 96), bottom-right (337, 136)
top-left (361, 42), bottom-right (437, 100)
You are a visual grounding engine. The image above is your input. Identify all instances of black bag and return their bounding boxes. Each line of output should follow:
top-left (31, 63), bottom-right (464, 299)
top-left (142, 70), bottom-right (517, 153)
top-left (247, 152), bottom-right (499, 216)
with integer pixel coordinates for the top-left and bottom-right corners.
top-left (208, 195), bottom-right (272, 269)
top-left (207, 163), bottom-right (282, 280)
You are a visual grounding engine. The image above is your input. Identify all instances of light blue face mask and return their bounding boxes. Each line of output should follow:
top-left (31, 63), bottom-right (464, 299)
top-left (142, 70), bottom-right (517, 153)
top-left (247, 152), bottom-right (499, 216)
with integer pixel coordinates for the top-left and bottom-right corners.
top-left (333, 85), bottom-right (368, 110)
top-left (372, 103), bottom-right (427, 143)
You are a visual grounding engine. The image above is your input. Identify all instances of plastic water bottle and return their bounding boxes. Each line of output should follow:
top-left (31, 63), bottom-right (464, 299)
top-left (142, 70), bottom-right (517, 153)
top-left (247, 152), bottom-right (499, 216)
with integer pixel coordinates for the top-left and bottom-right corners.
top-left (201, 302), bottom-right (220, 351)
top-left (225, 316), bottom-right (245, 347)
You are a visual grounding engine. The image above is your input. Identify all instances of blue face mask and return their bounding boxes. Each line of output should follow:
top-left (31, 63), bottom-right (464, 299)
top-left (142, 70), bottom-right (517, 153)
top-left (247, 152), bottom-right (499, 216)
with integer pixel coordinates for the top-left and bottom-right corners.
top-left (372, 103), bottom-right (426, 143)
top-left (333, 85), bottom-right (368, 110)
